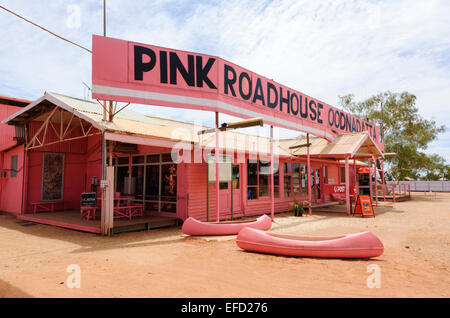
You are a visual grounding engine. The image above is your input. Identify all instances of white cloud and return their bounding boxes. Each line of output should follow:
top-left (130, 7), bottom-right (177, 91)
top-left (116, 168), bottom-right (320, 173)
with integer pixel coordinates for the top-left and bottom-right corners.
top-left (0, 0), bottom-right (449, 160)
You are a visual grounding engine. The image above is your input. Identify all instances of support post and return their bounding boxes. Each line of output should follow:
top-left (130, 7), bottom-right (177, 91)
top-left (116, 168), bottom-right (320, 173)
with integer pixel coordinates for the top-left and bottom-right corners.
top-left (345, 156), bottom-right (351, 215)
top-left (100, 99), bottom-right (114, 236)
top-left (215, 112), bottom-right (220, 222)
top-left (382, 159), bottom-right (386, 201)
top-left (21, 139), bottom-right (29, 215)
top-left (307, 134), bottom-right (312, 215)
top-left (369, 158), bottom-right (373, 203)
top-left (100, 133), bottom-right (114, 235)
top-left (374, 155), bottom-right (378, 206)
top-left (270, 125), bottom-right (274, 221)
top-left (353, 158), bottom-right (357, 200)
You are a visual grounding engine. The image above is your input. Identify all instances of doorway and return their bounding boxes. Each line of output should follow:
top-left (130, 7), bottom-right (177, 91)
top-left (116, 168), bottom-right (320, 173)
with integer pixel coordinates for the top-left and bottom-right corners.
top-left (218, 164), bottom-right (242, 218)
top-left (311, 167), bottom-right (322, 202)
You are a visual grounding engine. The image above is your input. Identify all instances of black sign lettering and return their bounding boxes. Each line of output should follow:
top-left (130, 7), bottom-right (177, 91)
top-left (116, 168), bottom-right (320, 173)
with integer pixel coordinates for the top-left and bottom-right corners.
top-left (224, 64), bottom-right (237, 96)
top-left (279, 87), bottom-right (290, 113)
top-left (134, 45), bottom-right (156, 81)
top-left (160, 51), bottom-right (168, 83)
top-left (170, 52), bottom-right (195, 86)
top-left (317, 103), bottom-right (323, 124)
top-left (253, 78), bottom-right (265, 105)
top-left (290, 93), bottom-right (299, 115)
top-left (267, 82), bottom-right (278, 109)
top-left (196, 56), bottom-right (217, 89)
top-left (309, 100), bottom-right (317, 121)
top-left (238, 72), bottom-right (252, 100)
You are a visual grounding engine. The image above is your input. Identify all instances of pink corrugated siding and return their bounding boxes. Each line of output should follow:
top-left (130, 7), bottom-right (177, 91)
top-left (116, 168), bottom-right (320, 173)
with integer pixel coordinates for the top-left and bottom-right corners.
top-left (0, 104), bottom-right (25, 213)
top-left (186, 163), bottom-right (210, 221)
top-left (185, 161), bottom-right (296, 221)
top-left (244, 200), bottom-right (291, 217)
top-left (0, 104), bottom-right (21, 149)
top-left (0, 146), bottom-right (24, 213)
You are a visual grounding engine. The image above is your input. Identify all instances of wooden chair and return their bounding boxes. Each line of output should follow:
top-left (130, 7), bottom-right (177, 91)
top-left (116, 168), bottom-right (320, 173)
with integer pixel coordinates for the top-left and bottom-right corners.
top-left (80, 206), bottom-right (96, 220)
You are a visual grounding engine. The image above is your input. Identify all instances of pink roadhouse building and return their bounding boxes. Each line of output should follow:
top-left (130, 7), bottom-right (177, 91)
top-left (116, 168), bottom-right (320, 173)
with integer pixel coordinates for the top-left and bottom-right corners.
top-left (0, 91), bottom-right (399, 236)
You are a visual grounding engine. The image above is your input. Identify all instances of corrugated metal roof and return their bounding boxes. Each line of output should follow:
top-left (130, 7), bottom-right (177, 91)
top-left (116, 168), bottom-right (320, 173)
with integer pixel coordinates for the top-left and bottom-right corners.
top-left (283, 132), bottom-right (382, 158)
top-left (3, 92), bottom-right (382, 158)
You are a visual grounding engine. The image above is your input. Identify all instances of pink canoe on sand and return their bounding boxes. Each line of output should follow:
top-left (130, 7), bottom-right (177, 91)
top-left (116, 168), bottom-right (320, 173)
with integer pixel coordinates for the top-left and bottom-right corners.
top-left (182, 215), bottom-right (272, 236)
top-left (236, 228), bottom-right (384, 258)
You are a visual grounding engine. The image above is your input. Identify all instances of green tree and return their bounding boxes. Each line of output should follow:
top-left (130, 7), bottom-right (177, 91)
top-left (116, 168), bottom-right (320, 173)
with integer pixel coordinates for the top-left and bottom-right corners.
top-left (420, 154), bottom-right (450, 180)
top-left (338, 91), bottom-right (446, 180)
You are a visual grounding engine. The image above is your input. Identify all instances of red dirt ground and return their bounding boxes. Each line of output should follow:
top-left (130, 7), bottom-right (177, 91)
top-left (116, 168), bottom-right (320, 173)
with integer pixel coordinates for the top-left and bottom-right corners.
top-left (0, 192), bottom-right (449, 298)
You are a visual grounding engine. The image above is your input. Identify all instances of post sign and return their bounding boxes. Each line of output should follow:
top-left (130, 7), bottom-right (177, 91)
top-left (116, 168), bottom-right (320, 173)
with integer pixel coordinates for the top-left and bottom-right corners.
top-left (324, 184), bottom-right (346, 195)
top-left (92, 35), bottom-right (383, 150)
top-left (81, 192), bottom-right (97, 206)
top-left (207, 154), bottom-right (232, 183)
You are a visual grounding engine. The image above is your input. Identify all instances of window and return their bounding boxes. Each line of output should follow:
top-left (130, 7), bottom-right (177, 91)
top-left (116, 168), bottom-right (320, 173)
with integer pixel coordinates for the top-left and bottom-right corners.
top-left (10, 155), bottom-right (18, 178)
top-left (130, 166), bottom-right (144, 199)
top-left (259, 160), bottom-right (269, 197)
top-left (117, 156), bottom-right (129, 165)
top-left (232, 164), bottom-right (240, 189)
top-left (273, 163), bottom-right (279, 198)
top-left (247, 159), bottom-right (258, 200)
top-left (247, 159), bottom-right (278, 200)
top-left (340, 167), bottom-right (346, 184)
top-left (323, 166), bottom-right (328, 184)
top-left (284, 163), bottom-right (292, 197)
top-left (132, 155), bottom-right (145, 164)
top-left (114, 153), bottom-right (177, 214)
top-left (145, 165), bottom-right (160, 201)
top-left (284, 162), bottom-right (307, 197)
top-left (301, 164), bottom-right (307, 194)
top-left (292, 163), bottom-right (300, 195)
top-left (116, 166), bottom-right (130, 195)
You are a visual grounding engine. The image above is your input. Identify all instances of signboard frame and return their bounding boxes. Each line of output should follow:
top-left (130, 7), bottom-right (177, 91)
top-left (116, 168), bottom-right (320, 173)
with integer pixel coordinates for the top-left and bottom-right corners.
top-left (92, 35), bottom-right (383, 150)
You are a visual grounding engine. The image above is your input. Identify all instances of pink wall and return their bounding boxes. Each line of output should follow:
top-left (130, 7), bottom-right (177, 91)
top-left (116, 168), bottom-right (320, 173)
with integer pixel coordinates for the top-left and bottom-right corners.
top-left (0, 146), bottom-right (24, 213)
top-left (25, 150), bottom-right (87, 212)
top-left (0, 104), bottom-right (21, 150)
top-left (184, 154), bottom-right (348, 221)
top-left (23, 122), bottom-right (90, 213)
top-left (0, 103), bottom-right (25, 213)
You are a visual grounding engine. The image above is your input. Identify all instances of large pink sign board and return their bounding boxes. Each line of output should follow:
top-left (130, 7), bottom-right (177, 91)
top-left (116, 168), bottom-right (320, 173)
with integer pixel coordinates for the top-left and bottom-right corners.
top-left (92, 35), bottom-right (383, 149)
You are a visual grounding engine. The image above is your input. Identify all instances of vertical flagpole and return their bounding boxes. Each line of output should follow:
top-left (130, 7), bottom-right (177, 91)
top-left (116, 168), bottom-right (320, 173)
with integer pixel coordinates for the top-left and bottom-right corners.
top-left (215, 112), bottom-right (220, 222)
top-left (100, 1), bottom-right (108, 235)
top-left (103, 0), bottom-right (106, 36)
top-left (270, 125), bottom-right (274, 221)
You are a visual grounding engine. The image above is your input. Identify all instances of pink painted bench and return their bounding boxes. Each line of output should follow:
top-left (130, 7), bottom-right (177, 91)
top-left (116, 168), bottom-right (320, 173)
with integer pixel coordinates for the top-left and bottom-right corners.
top-left (32, 201), bottom-right (65, 214)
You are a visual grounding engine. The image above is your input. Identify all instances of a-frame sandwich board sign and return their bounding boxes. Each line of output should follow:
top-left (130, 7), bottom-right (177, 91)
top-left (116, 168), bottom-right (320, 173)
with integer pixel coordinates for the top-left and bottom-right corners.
top-left (353, 195), bottom-right (375, 217)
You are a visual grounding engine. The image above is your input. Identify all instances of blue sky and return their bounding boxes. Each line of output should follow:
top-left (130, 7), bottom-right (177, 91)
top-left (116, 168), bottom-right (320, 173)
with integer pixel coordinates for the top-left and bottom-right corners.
top-left (0, 0), bottom-right (449, 161)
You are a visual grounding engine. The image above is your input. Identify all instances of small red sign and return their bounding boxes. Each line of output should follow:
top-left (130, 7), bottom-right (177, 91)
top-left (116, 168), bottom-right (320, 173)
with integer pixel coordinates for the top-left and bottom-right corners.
top-left (353, 195), bottom-right (375, 217)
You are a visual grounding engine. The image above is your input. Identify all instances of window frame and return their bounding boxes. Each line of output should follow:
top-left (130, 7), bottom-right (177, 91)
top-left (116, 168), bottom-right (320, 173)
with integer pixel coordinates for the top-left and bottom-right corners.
top-left (247, 159), bottom-right (279, 200)
top-left (284, 161), bottom-right (308, 198)
top-left (10, 155), bottom-right (18, 178)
